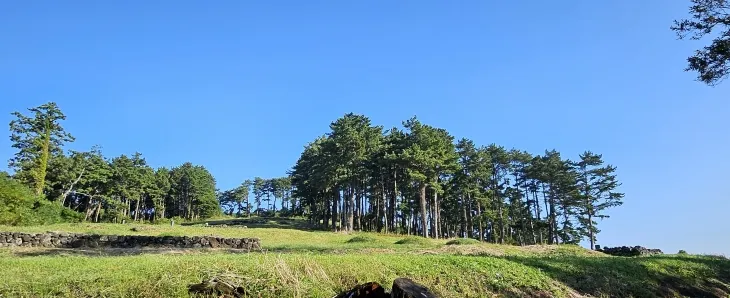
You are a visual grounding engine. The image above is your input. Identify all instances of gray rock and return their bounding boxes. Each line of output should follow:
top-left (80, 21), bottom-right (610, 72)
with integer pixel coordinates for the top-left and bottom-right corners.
top-left (209, 238), bottom-right (220, 248)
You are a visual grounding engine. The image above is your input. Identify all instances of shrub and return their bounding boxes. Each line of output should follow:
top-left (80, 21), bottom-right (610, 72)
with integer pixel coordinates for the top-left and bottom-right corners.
top-left (154, 217), bottom-right (172, 225)
top-left (395, 236), bottom-right (431, 245)
top-left (0, 175), bottom-right (83, 226)
top-left (346, 235), bottom-right (377, 243)
top-left (445, 238), bottom-right (481, 245)
top-left (678, 250), bottom-right (688, 255)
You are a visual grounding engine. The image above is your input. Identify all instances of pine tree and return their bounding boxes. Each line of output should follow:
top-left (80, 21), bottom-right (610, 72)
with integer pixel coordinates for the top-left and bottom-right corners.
top-left (576, 151), bottom-right (624, 249)
top-left (9, 102), bottom-right (74, 196)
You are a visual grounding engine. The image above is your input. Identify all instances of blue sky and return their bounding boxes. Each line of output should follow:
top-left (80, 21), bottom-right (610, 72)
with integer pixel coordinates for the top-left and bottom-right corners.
top-left (1, 1), bottom-right (728, 255)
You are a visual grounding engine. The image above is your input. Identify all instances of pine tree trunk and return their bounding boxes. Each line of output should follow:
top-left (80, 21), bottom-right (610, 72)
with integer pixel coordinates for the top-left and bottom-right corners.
top-left (477, 200), bottom-right (484, 242)
top-left (390, 171), bottom-right (397, 233)
top-left (497, 197), bottom-right (504, 244)
top-left (381, 180), bottom-right (388, 233)
top-left (467, 194), bottom-right (474, 238)
top-left (348, 186), bottom-right (355, 231)
top-left (461, 196), bottom-right (467, 237)
top-left (588, 212), bottom-right (594, 249)
top-left (134, 198), bottom-right (140, 221)
top-left (355, 188), bottom-right (361, 231)
top-left (533, 189), bottom-right (543, 243)
top-left (525, 189), bottom-right (536, 245)
top-left (94, 202), bottom-right (102, 223)
top-left (324, 194), bottom-right (331, 229)
top-left (419, 183), bottom-right (428, 238)
top-left (247, 195), bottom-right (251, 218)
top-left (433, 184), bottom-right (439, 239)
top-left (332, 189), bottom-right (339, 231)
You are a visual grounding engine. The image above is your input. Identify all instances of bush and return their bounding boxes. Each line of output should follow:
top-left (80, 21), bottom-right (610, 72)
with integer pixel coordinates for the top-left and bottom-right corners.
top-left (678, 250), bottom-right (688, 255)
top-left (0, 175), bottom-right (83, 226)
top-left (395, 236), bottom-right (431, 245)
top-left (154, 217), bottom-right (172, 225)
top-left (445, 238), bottom-right (481, 245)
top-left (346, 235), bottom-right (377, 243)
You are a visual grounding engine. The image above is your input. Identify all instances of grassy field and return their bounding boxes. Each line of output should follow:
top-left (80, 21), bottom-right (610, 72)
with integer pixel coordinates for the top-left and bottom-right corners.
top-left (0, 219), bottom-right (728, 297)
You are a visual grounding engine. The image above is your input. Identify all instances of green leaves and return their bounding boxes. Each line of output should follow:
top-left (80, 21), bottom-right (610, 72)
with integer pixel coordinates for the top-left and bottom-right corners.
top-left (672, 0), bottom-right (730, 85)
top-left (8, 102), bottom-right (74, 195)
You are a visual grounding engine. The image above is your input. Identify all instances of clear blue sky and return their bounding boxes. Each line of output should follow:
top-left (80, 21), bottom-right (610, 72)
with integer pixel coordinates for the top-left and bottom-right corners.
top-left (1, 1), bottom-right (728, 255)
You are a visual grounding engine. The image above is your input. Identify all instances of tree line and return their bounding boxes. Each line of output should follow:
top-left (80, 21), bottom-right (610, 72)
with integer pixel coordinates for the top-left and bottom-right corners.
top-left (290, 113), bottom-right (624, 248)
top-left (217, 177), bottom-right (295, 217)
top-left (4, 103), bottom-right (624, 249)
top-left (6, 102), bottom-right (220, 223)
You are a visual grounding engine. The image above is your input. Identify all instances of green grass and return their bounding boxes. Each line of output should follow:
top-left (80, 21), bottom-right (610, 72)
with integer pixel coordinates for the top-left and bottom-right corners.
top-left (346, 235), bottom-right (377, 243)
top-left (394, 236), bottom-right (432, 246)
top-left (445, 238), bottom-right (481, 245)
top-left (0, 221), bottom-right (728, 298)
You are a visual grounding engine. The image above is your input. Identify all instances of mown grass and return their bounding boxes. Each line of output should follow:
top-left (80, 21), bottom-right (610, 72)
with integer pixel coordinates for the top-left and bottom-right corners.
top-left (1, 221), bottom-right (728, 298)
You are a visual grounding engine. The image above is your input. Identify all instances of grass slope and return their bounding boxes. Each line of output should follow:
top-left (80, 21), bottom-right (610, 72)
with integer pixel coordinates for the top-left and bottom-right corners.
top-left (0, 220), bottom-right (728, 298)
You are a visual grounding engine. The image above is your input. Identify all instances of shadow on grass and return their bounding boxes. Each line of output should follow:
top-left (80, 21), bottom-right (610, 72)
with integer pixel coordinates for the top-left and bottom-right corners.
top-left (500, 254), bottom-right (730, 298)
top-left (181, 217), bottom-right (318, 231)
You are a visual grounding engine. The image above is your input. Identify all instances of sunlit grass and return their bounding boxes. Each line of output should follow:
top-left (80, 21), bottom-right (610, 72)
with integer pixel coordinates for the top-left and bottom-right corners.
top-left (0, 220), bottom-right (728, 297)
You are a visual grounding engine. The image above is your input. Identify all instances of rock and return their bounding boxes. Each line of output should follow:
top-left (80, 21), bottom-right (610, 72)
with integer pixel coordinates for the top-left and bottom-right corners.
top-left (391, 278), bottom-right (437, 298)
top-left (188, 274), bottom-right (247, 298)
top-left (39, 235), bottom-right (52, 247)
top-left (209, 237), bottom-right (220, 248)
top-left (71, 239), bottom-right (85, 248)
top-left (199, 238), bottom-right (210, 246)
top-left (13, 238), bottom-right (22, 246)
top-left (334, 282), bottom-right (388, 298)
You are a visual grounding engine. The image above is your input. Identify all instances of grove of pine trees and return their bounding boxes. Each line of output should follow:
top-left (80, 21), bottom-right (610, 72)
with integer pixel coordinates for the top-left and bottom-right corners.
top-left (289, 113), bottom-right (624, 247)
top-left (4, 102), bottom-right (220, 223)
top-left (3, 103), bottom-right (624, 247)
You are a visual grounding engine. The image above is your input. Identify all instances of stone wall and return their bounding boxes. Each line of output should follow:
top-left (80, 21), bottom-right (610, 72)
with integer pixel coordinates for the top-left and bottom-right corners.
top-left (0, 232), bottom-right (261, 250)
top-left (596, 245), bottom-right (663, 257)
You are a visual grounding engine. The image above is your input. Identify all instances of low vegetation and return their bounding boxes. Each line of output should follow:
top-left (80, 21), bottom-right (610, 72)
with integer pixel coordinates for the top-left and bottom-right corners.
top-left (346, 235), bottom-right (377, 243)
top-left (394, 236), bottom-right (432, 246)
top-left (0, 222), bottom-right (728, 297)
top-left (445, 238), bottom-right (481, 245)
top-left (0, 175), bottom-right (83, 226)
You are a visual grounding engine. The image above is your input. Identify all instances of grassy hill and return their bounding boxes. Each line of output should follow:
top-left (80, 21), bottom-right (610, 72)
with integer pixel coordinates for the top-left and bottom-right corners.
top-left (0, 219), bottom-right (728, 297)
